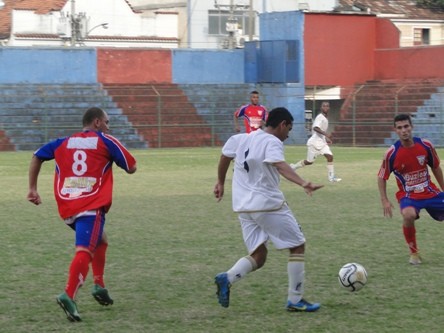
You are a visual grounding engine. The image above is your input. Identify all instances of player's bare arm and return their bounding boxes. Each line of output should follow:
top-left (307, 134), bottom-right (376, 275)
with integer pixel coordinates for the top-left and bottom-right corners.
top-left (233, 111), bottom-right (240, 132)
top-left (214, 155), bottom-right (233, 201)
top-left (377, 176), bottom-right (393, 218)
top-left (27, 155), bottom-right (44, 205)
top-left (431, 166), bottom-right (444, 191)
top-left (274, 161), bottom-right (323, 195)
top-left (313, 126), bottom-right (332, 143)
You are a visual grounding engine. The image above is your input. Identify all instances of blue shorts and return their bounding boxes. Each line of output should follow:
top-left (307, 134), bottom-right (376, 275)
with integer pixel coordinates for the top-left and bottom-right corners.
top-left (68, 210), bottom-right (105, 251)
top-left (400, 192), bottom-right (444, 221)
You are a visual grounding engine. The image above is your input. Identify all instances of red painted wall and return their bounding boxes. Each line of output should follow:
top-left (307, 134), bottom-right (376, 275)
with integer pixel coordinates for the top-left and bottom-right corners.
top-left (375, 18), bottom-right (400, 49)
top-left (375, 46), bottom-right (444, 80)
top-left (304, 13), bottom-right (377, 86)
top-left (305, 13), bottom-right (444, 84)
top-left (97, 49), bottom-right (172, 83)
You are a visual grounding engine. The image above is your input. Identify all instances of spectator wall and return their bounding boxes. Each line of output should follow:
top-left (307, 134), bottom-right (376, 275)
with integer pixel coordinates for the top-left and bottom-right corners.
top-left (97, 49), bottom-right (172, 84)
top-left (304, 13), bottom-right (378, 86)
top-left (0, 47), bottom-right (96, 84)
top-left (375, 46), bottom-right (444, 80)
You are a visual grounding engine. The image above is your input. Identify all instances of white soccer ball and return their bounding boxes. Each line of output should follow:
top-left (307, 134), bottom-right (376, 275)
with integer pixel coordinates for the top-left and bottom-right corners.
top-left (338, 263), bottom-right (368, 292)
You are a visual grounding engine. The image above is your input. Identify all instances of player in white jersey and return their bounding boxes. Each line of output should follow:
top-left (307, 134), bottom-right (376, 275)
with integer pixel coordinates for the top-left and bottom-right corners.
top-left (213, 107), bottom-right (323, 312)
top-left (290, 101), bottom-right (341, 182)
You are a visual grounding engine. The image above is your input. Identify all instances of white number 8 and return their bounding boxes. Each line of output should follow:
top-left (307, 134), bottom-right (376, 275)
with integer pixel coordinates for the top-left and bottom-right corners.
top-left (72, 150), bottom-right (87, 176)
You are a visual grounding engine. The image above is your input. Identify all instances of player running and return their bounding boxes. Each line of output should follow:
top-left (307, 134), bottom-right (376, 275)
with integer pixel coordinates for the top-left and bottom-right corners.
top-left (27, 107), bottom-right (137, 321)
top-left (377, 113), bottom-right (444, 265)
top-left (233, 90), bottom-right (268, 133)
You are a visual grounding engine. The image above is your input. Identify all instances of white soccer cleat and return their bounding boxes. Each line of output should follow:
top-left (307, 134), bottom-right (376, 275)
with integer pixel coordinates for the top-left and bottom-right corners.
top-left (290, 163), bottom-right (297, 170)
top-left (329, 176), bottom-right (342, 182)
top-left (409, 253), bottom-right (422, 265)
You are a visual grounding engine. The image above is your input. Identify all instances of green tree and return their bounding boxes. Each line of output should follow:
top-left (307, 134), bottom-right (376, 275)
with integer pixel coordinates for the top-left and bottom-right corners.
top-left (417, 0), bottom-right (444, 9)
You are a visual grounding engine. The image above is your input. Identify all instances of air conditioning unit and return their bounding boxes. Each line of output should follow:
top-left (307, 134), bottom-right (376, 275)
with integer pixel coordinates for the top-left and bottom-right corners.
top-left (235, 35), bottom-right (245, 48)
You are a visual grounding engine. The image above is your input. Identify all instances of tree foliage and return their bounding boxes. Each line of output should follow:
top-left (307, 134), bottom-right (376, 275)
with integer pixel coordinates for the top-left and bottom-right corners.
top-left (417, 0), bottom-right (444, 10)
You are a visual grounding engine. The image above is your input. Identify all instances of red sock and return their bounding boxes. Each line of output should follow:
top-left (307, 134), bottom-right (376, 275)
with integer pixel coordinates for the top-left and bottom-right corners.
top-left (403, 225), bottom-right (418, 254)
top-left (65, 251), bottom-right (91, 299)
top-left (92, 242), bottom-right (108, 288)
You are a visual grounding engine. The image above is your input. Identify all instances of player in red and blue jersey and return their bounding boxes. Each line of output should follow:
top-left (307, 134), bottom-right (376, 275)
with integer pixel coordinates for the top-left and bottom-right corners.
top-left (378, 113), bottom-right (444, 265)
top-left (233, 91), bottom-right (268, 133)
top-left (27, 107), bottom-right (137, 321)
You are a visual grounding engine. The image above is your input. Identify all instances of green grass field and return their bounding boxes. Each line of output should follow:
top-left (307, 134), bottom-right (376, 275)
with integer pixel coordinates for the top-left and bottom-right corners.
top-left (2, 146), bottom-right (444, 333)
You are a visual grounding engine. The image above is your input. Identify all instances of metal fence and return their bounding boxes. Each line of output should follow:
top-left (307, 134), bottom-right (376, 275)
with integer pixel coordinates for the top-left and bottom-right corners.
top-left (1, 81), bottom-right (444, 151)
top-left (308, 81), bottom-right (444, 147)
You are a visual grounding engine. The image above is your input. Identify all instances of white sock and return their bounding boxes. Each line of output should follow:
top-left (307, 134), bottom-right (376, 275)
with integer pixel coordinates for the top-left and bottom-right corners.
top-left (287, 254), bottom-right (305, 304)
top-left (327, 163), bottom-right (335, 179)
top-left (227, 256), bottom-right (257, 284)
top-left (292, 160), bottom-right (305, 169)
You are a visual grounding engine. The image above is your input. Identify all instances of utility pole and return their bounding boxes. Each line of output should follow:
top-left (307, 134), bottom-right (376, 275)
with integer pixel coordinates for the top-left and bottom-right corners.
top-left (214, 0), bottom-right (250, 49)
top-left (248, 0), bottom-right (253, 41)
top-left (71, 0), bottom-right (76, 46)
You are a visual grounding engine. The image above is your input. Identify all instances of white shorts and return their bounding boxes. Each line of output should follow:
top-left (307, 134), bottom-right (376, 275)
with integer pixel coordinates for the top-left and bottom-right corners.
top-left (238, 204), bottom-right (305, 254)
top-left (306, 144), bottom-right (333, 163)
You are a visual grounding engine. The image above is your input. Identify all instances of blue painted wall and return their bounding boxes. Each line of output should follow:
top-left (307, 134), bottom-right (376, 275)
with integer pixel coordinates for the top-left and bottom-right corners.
top-left (259, 11), bottom-right (306, 143)
top-left (0, 47), bottom-right (97, 84)
top-left (171, 49), bottom-right (244, 84)
top-left (260, 11), bottom-right (304, 41)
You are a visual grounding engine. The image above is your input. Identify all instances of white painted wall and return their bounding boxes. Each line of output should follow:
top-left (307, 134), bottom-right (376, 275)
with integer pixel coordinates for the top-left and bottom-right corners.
top-left (8, 0), bottom-right (179, 47)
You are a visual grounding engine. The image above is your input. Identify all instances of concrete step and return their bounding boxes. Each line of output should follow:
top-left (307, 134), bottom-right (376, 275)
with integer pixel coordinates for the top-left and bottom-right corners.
top-left (332, 80), bottom-right (444, 146)
top-left (0, 84), bottom-right (147, 150)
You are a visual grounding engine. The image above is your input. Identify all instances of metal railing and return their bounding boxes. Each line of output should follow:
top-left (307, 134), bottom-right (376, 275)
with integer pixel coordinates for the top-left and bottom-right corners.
top-left (1, 81), bottom-right (444, 151)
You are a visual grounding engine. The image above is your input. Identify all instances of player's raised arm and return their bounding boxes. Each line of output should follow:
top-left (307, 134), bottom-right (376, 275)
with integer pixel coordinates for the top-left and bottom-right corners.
top-left (274, 161), bottom-right (323, 195)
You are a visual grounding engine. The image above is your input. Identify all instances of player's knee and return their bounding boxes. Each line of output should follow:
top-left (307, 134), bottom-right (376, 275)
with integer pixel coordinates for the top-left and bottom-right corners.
top-left (289, 243), bottom-right (305, 255)
top-left (401, 211), bottom-right (417, 225)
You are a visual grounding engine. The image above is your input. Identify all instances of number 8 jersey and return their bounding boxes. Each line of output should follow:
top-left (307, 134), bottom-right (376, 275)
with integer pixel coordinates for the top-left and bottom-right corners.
top-left (34, 130), bottom-right (137, 219)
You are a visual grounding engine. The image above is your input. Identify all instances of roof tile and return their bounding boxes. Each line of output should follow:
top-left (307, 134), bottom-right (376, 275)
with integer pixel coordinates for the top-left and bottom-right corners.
top-left (337, 0), bottom-right (444, 19)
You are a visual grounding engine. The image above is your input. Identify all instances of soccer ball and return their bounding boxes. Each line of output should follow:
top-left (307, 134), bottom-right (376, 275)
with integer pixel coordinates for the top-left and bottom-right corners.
top-left (338, 263), bottom-right (368, 292)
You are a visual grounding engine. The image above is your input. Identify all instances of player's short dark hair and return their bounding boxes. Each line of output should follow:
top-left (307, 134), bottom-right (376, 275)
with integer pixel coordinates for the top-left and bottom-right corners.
top-left (250, 90), bottom-right (259, 95)
top-left (394, 113), bottom-right (412, 126)
top-left (83, 107), bottom-right (105, 126)
top-left (265, 107), bottom-right (294, 128)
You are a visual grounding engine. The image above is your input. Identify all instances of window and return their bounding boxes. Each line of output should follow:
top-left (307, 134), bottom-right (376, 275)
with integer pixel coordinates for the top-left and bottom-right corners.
top-left (414, 28), bottom-right (430, 45)
top-left (208, 10), bottom-right (254, 36)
